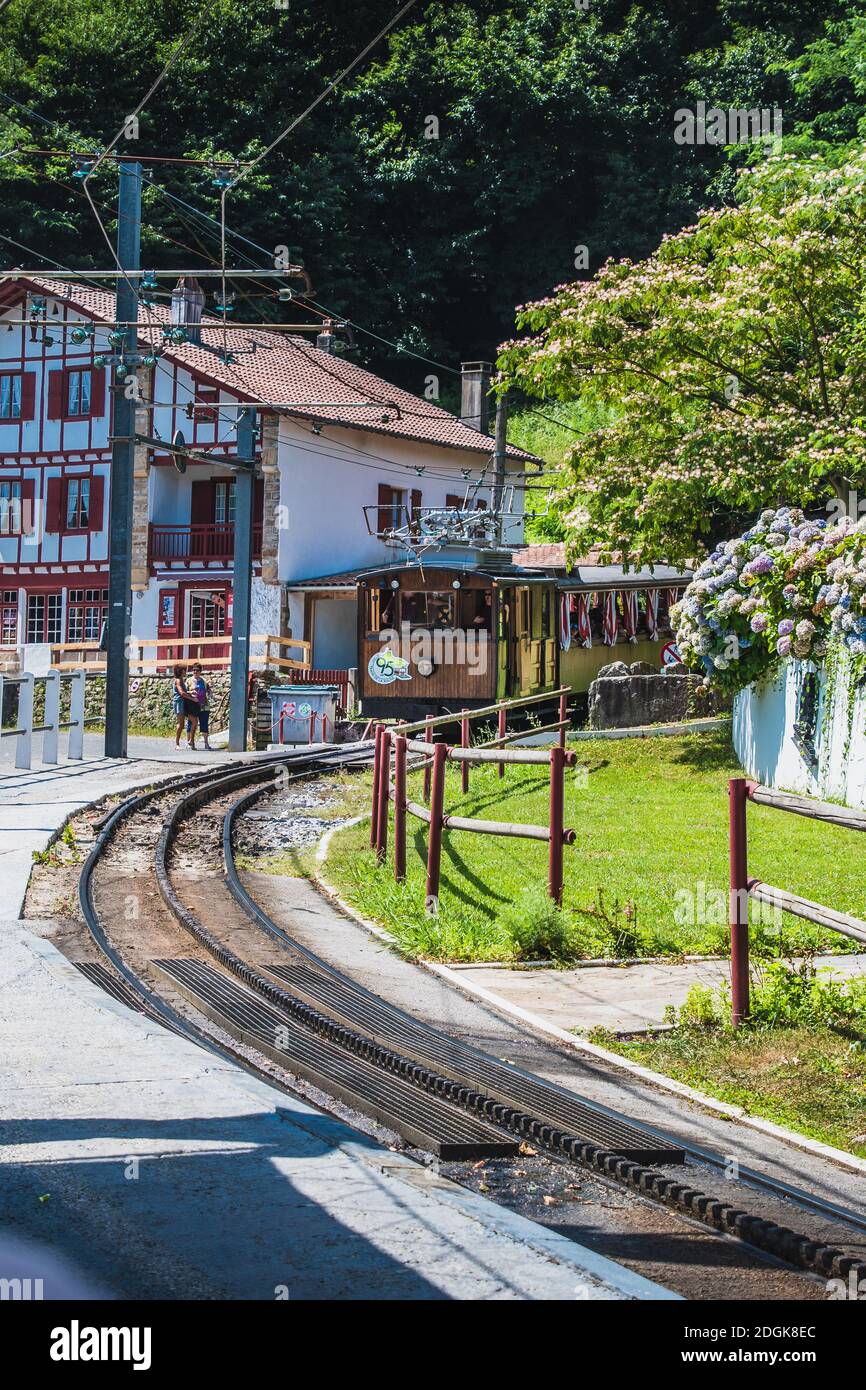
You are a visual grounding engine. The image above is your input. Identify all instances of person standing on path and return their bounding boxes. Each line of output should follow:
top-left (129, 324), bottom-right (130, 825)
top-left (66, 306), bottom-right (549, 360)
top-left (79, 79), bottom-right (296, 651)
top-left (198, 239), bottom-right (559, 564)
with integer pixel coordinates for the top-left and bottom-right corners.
top-left (191, 663), bottom-right (212, 750)
top-left (172, 664), bottom-right (199, 750)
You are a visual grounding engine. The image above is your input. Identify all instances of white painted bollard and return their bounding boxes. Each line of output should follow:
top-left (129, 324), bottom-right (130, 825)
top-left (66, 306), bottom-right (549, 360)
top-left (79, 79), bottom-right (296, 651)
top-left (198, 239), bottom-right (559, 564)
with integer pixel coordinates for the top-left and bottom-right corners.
top-left (42, 671), bottom-right (60, 764)
top-left (67, 671), bottom-right (85, 761)
top-left (15, 673), bottom-right (34, 770)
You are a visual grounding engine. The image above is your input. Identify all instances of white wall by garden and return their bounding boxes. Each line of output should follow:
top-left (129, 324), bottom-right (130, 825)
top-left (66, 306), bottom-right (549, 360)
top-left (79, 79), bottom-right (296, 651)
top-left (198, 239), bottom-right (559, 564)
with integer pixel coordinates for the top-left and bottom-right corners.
top-left (733, 655), bottom-right (866, 809)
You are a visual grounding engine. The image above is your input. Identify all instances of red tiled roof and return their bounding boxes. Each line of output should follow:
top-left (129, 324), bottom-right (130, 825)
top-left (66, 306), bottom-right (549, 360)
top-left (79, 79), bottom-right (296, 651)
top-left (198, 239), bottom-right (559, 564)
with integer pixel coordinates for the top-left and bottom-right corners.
top-left (10, 277), bottom-right (532, 461)
top-left (511, 543), bottom-right (613, 569)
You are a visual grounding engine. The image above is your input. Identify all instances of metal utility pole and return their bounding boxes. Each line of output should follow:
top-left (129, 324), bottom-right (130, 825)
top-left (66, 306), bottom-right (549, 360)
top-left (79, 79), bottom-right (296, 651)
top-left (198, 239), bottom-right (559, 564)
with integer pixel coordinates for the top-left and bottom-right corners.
top-left (228, 406), bottom-right (257, 751)
top-left (492, 391), bottom-right (508, 547)
top-left (105, 161), bottom-right (142, 758)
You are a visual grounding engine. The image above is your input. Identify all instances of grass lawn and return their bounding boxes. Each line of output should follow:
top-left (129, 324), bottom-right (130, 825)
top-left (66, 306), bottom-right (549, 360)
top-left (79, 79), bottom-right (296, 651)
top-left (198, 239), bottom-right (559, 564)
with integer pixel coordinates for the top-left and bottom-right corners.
top-left (597, 1023), bottom-right (866, 1158)
top-left (322, 731), bottom-right (866, 962)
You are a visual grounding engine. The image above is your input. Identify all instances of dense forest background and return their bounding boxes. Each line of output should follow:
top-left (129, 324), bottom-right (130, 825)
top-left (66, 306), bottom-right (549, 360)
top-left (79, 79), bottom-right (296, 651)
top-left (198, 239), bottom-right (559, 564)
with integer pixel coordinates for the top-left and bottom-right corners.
top-left (0, 0), bottom-right (864, 399)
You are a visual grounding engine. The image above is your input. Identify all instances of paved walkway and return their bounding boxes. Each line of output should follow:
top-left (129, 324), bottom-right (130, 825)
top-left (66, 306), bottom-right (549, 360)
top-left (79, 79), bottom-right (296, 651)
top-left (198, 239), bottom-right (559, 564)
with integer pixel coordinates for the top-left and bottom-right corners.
top-left (451, 955), bottom-right (866, 1035)
top-left (0, 743), bottom-right (671, 1301)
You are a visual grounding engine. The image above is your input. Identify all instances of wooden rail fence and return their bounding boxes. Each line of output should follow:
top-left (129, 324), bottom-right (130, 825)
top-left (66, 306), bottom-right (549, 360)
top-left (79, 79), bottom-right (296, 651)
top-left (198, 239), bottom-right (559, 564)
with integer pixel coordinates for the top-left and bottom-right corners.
top-left (370, 689), bottom-right (575, 909)
top-left (728, 776), bottom-right (866, 1026)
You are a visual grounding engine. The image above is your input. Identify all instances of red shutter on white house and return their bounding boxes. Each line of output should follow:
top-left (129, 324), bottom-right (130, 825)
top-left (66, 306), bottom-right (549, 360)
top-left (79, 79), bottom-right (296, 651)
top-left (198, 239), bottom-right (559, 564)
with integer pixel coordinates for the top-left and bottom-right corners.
top-left (44, 476), bottom-right (63, 532)
top-left (377, 483), bottom-right (392, 536)
top-left (88, 475), bottom-right (105, 530)
top-left (411, 489), bottom-right (422, 519)
top-left (19, 374), bottom-right (36, 420)
top-left (89, 368), bottom-right (106, 417)
top-left (46, 370), bottom-right (64, 419)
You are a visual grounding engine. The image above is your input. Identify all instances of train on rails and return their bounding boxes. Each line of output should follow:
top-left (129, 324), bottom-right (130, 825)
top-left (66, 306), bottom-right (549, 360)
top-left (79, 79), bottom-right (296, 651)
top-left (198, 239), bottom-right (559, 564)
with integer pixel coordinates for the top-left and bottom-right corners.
top-left (356, 542), bottom-right (691, 720)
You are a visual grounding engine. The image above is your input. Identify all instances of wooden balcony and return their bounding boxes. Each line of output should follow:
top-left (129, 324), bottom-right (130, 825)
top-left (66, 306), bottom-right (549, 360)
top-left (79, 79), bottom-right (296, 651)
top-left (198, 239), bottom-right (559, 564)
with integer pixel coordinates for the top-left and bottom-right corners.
top-left (149, 523), bottom-right (263, 568)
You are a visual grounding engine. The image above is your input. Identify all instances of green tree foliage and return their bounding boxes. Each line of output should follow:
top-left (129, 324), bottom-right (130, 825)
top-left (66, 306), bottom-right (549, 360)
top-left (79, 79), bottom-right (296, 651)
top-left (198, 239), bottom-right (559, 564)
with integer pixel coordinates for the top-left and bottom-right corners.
top-left (498, 148), bottom-right (866, 564)
top-left (0, 0), bottom-right (854, 384)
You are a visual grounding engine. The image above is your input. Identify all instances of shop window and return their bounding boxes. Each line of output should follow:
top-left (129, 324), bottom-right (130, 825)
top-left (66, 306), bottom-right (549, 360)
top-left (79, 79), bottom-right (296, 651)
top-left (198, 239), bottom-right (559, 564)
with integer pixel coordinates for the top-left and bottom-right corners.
top-left (67, 588), bottom-right (108, 643)
top-left (1, 590), bottom-right (18, 644)
top-left (27, 592), bottom-right (62, 644)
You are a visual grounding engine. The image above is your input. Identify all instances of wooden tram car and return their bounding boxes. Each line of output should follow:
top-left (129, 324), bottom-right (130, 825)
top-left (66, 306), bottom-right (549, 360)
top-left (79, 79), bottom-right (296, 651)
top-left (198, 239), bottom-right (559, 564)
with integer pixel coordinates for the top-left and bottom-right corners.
top-left (356, 545), bottom-right (690, 720)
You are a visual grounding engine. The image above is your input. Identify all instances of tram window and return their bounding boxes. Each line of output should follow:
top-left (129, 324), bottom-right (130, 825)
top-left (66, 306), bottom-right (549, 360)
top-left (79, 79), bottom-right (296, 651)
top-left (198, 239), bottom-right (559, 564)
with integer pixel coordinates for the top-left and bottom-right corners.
top-left (589, 597), bottom-right (604, 642)
top-left (402, 591), bottom-right (455, 628)
top-left (541, 589), bottom-right (551, 639)
top-left (458, 589), bottom-right (492, 630)
top-left (518, 588), bottom-right (530, 636)
top-left (365, 587), bottom-right (397, 634)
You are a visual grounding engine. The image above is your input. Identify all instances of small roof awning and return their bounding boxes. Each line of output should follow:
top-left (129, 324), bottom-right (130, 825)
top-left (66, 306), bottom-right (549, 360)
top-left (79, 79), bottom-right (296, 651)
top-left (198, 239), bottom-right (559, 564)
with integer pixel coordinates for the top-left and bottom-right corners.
top-left (557, 565), bottom-right (691, 591)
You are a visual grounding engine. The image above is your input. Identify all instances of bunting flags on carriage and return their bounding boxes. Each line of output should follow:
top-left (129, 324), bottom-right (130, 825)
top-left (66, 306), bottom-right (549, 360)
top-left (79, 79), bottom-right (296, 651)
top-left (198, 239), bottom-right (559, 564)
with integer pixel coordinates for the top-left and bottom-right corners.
top-left (576, 592), bottom-right (592, 647)
top-left (622, 589), bottom-right (638, 643)
top-left (602, 590), bottom-right (618, 645)
top-left (645, 588), bottom-right (660, 641)
top-left (559, 593), bottom-right (573, 651)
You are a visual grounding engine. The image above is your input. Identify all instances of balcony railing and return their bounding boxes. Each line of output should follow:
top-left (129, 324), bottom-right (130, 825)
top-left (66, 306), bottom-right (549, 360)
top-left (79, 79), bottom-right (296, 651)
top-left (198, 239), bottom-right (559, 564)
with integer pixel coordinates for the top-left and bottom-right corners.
top-left (149, 523), bottom-right (263, 566)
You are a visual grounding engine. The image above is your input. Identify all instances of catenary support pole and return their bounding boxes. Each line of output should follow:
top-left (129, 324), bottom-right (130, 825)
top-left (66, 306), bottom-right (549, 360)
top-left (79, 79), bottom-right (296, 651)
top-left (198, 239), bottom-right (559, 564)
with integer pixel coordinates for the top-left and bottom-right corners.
top-left (105, 160), bottom-right (141, 758)
top-left (228, 406), bottom-right (257, 751)
top-left (729, 777), bottom-right (751, 1026)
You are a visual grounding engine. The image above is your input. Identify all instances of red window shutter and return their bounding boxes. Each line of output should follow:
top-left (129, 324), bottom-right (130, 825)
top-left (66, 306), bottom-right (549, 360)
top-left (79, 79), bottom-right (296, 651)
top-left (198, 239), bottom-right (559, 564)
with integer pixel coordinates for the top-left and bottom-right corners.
top-left (411, 488), bottom-right (422, 519)
top-left (45, 476), bottom-right (63, 532)
top-left (20, 478), bottom-right (36, 535)
top-left (19, 373), bottom-right (36, 420)
top-left (377, 483), bottom-right (392, 535)
top-left (88, 474), bottom-right (105, 530)
top-left (190, 479), bottom-right (212, 526)
top-left (446, 494), bottom-right (461, 509)
top-left (89, 368), bottom-right (106, 417)
top-left (254, 477), bottom-right (264, 524)
top-left (47, 370), bottom-right (64, 420)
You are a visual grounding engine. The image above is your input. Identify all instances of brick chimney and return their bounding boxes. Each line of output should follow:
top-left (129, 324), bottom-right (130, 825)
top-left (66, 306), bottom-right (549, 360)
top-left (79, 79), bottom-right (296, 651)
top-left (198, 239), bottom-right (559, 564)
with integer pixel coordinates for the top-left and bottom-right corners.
top-left (170, 277), bottom-right (205, 345)
top-left (460, 361), bottom-right (492, 433)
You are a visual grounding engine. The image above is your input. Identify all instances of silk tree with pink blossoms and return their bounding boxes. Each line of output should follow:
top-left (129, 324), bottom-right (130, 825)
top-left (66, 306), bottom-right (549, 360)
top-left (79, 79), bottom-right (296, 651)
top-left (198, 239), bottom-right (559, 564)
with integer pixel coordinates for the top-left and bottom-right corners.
top-left (497, 147), bottom-right (866, 567)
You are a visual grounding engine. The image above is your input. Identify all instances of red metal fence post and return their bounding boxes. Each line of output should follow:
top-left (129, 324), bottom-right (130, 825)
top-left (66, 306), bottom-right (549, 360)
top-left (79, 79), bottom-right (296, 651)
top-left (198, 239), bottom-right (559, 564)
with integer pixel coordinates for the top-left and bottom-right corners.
top-left (370, 724), bottom-right (381, 849)
top-left (394, 734), bottom-right (407, 882)
top-left (559, 692), bottom-right (567, 751)
top-left (376, 728), bottom-right (391, 864)
top-left (423, 719), bottom-right (433, 803)
top-left (548, 745), bottom-right (565, 905)
top-left (729, 777), bottom-right (750, 1027)
top-left (460, 713), bottom-right (470, 794)
top-left (498, 703), bottom-right (506, 779)
top-left (425, 742), bottom-right (448, 913)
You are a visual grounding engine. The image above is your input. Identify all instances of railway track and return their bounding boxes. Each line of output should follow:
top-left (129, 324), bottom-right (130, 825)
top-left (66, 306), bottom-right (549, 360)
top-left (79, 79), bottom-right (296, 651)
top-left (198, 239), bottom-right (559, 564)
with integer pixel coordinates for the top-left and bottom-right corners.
top-left (66, 743), bottom-right (866, 1299)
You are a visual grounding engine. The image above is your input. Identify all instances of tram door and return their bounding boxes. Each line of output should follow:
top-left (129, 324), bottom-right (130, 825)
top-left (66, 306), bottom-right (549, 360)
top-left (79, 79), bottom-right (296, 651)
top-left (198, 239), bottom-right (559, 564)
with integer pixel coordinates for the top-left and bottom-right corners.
top-left (497, 586), bottom-right (518, 698)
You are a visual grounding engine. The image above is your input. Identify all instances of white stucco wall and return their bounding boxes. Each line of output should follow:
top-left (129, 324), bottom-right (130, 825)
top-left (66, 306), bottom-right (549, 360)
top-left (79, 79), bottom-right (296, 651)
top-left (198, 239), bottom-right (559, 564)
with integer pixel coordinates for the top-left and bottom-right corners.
top-left (275, 417), bottom-right (526, 584)
top-left (732, 656), bottom-right (866, 809)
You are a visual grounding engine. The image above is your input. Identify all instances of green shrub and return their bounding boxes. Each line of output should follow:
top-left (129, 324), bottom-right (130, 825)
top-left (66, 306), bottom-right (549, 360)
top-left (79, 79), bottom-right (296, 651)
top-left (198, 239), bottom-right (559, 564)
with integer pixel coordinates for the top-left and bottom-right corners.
top-left (494, 884), bottom-right (581, 963)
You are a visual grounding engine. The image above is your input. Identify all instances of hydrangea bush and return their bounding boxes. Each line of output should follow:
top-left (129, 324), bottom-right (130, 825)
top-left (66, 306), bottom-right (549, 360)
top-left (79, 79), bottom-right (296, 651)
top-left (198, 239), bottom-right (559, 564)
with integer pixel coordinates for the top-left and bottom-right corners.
top-left (671, 507), bottom-right (866, 692)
